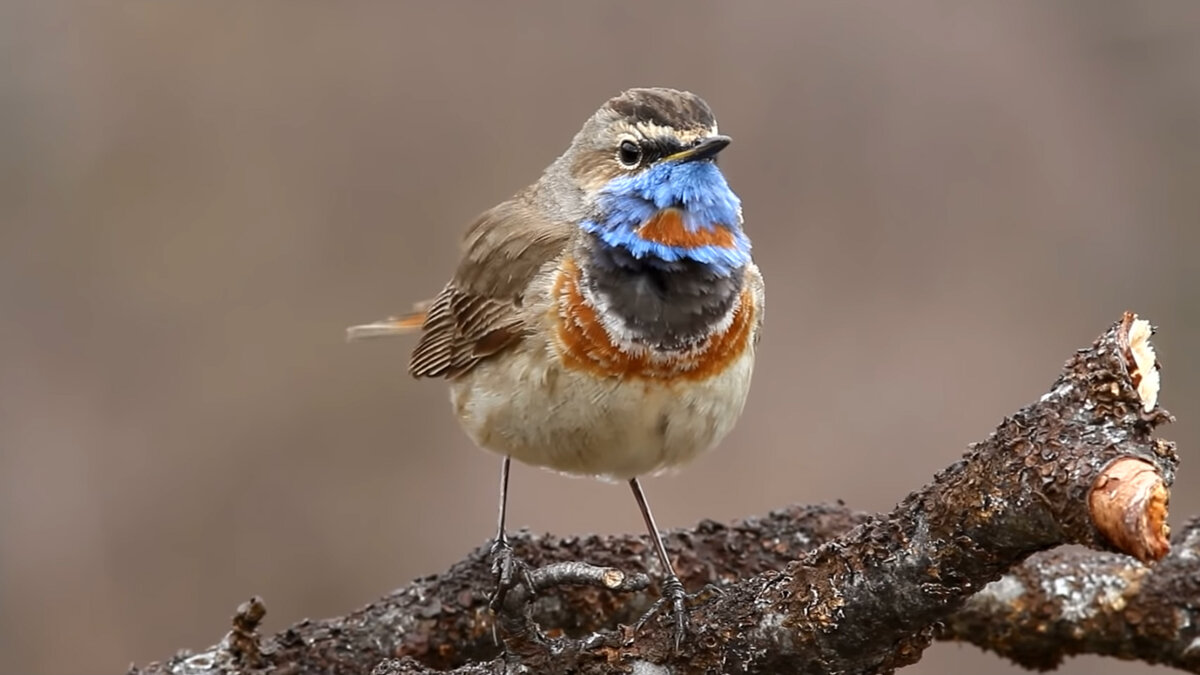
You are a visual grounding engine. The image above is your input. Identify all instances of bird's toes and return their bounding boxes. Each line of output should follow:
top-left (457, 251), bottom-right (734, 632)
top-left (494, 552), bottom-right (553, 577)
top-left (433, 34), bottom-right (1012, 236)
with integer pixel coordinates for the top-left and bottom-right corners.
top-left (630, 573), bottom-right (690, 650)
top-left (487, 541), bottom-right (532, 613)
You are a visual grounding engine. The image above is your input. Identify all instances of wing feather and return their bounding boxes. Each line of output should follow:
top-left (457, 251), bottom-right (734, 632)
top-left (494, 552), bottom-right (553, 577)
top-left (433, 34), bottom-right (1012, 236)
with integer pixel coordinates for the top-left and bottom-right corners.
top-left (406, 191), bottom-right (573, 379)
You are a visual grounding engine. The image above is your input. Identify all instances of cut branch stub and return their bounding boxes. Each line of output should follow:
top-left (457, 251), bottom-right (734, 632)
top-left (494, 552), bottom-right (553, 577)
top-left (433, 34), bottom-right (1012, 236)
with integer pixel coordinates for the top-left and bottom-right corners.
top-left (1118, 312), bottom-right (1161, 414)
top-left (1085, 313), bottom-right (1173, 563)
top-left (1090, 458), bottom-right (1170, 563)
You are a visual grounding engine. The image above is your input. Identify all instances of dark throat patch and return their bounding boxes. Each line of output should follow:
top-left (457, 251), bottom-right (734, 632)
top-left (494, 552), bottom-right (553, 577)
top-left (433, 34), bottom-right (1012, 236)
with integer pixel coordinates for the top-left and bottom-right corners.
top-left (582, 235), bottom-right (744, 351)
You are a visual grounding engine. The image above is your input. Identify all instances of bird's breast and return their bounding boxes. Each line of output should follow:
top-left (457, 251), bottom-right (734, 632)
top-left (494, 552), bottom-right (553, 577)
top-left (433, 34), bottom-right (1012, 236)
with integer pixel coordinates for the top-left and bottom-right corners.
top-left (446, 254), bottom-right (763, 479)
top-left (548, 255), bottom-right (756, 382)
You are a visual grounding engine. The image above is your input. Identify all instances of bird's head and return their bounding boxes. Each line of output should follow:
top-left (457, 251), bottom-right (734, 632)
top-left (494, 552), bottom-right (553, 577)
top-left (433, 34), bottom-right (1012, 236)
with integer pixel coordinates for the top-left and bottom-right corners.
top-left (560, 88), bottom-right (749, 277)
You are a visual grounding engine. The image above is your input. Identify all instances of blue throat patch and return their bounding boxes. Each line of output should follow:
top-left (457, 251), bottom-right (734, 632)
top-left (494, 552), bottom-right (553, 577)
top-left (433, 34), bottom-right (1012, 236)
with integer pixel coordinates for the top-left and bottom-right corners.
top-left (581, 160), bottom-right (750, 276)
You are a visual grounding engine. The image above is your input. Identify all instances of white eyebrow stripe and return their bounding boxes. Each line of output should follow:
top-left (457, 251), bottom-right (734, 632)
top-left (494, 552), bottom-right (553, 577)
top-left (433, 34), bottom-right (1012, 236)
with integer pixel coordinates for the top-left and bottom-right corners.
top-left (611, 120), bottom-right (722, 145)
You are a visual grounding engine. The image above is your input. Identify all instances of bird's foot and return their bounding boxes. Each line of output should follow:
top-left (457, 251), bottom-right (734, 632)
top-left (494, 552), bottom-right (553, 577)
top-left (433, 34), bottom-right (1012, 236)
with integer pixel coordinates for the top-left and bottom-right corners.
top-left (631, 573), bottom-right (689, 651)
top-left (487, 539), bottom-right (535, 614)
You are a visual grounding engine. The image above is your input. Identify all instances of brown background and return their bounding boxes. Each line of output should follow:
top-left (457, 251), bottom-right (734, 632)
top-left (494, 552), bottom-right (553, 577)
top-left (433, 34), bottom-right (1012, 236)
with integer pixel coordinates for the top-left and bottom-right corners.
top-left (3, 2), bottom-right (1199, 673)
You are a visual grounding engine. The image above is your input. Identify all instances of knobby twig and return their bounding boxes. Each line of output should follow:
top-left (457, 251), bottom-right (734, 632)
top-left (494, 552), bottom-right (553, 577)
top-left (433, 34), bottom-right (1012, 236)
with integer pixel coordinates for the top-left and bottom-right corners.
top-left (131, 313), bottom-right (1185, 675)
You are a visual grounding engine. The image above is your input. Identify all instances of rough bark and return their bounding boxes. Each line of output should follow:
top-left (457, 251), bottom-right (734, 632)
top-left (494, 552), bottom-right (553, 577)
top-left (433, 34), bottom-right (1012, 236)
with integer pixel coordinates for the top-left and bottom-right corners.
top-left (944, 517), bottom-right (1200, 672)
top-left (130, 313), bottom-right (1187, 675)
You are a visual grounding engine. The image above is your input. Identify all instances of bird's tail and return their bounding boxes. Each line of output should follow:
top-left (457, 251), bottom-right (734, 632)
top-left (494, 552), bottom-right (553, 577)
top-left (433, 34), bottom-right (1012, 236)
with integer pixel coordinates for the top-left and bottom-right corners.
top-left (345, 300), bottom-right (430, 341)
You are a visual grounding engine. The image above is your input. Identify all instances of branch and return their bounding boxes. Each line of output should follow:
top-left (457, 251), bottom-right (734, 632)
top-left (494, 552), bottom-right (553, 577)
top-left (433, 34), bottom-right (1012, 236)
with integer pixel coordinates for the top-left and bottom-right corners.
top-left (943, 516), bottom-right (1200, 671)
top-left (129, 314), bottom-right (1183, 675)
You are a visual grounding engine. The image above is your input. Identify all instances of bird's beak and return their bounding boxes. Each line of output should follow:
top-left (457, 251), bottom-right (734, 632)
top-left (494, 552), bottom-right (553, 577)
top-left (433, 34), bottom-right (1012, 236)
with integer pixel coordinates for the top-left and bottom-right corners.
top-left (667, 135), bottom-right (732, 163)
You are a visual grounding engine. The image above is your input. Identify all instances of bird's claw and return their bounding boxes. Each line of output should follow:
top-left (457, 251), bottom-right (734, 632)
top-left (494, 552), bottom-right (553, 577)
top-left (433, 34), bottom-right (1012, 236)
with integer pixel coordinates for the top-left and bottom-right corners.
top-left (631, 574), bottom-right (689, 651)
top-left (487, 539), bottom-right (534, 614)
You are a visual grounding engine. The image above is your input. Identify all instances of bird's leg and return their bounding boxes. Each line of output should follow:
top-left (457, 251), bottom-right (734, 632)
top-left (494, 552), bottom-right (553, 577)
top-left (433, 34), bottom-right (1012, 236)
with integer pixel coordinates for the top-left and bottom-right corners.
top-left (488, 456), bottom-right (533, 617)
top-left (628, 477), bottom-right (688, 650)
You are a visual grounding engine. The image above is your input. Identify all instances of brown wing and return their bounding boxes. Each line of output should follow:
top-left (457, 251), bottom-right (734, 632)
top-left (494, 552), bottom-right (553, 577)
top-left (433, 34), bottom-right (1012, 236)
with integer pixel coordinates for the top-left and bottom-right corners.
top-left (407, 193), bottom-right (573, 379)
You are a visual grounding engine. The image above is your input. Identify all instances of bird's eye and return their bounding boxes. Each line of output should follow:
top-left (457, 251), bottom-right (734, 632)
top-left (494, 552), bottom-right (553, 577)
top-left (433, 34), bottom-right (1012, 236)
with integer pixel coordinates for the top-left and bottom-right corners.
top-left (617, 140), bottom-right (642, 168)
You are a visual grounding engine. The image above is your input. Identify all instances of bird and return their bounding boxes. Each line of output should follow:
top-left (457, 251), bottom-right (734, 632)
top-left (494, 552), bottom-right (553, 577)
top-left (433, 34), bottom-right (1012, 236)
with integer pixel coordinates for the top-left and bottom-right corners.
top-left (347, 87), bottom-right (765, 645)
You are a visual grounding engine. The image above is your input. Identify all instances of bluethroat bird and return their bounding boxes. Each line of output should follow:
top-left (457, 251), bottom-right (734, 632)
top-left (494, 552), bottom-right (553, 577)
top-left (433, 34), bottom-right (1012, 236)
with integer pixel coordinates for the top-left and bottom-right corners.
top-left (348, 87), bottom-right (764, 644)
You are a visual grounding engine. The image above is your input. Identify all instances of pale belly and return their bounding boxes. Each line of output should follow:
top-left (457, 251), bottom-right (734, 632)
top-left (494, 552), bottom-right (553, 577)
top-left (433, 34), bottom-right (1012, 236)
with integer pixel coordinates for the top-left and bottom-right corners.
top-left (448, 344), bottom-right (756, 481)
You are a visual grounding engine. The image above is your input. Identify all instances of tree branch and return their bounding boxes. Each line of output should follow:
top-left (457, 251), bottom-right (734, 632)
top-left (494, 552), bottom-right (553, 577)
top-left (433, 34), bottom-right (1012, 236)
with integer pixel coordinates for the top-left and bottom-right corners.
top-left (130, 313), bottom-right (1185, 675)
top-left (943, 516), bottom-right (1200, 671)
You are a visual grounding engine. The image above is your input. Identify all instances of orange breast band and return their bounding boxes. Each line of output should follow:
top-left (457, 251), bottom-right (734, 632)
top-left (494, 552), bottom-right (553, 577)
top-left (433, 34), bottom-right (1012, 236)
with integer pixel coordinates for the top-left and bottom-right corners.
top-left (551, 257), bottom-right (754, 381)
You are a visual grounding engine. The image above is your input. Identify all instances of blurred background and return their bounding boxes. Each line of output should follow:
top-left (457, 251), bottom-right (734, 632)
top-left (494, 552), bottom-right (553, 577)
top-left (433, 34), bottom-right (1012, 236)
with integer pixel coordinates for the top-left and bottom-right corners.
top-left (3, 2), bottom-right (1198, 673)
